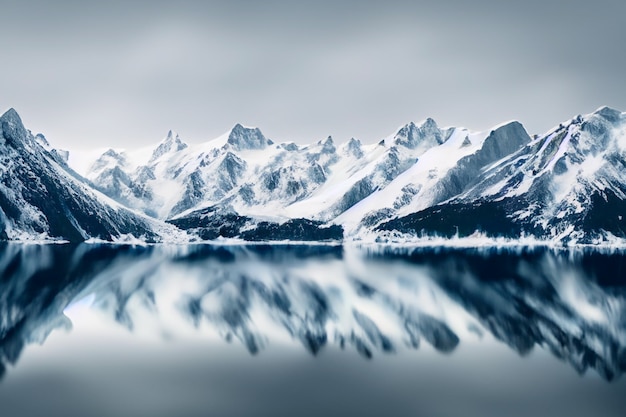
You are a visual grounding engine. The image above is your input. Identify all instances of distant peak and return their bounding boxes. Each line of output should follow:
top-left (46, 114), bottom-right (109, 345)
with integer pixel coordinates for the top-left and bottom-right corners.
top-left (594, 105), bottom-right (621, 114)
top-left (592, 106), bottom-right (622, 122)
top-left (317, 135), bottom-right (336, 154)
top-left (345, 137), bottom-right (364, 158)
top-left (163, 129), bottom-right (185, 144)
top-left (227, 124), bottom-right (269, 151)
top-left (149, 130), bottom-right (187, 163)
top-left (394, 117), bottom-right (443, 149)
top-left (0, 107), bottom-right (22, 124)
top-left (102, 148), bottom-right (123, 158)
top-left (422, 117), bottom-right (438, 128)
top-left (486, 121), bottom-right (530, 146)
top-left (0, 107), bottom-right (29, 145)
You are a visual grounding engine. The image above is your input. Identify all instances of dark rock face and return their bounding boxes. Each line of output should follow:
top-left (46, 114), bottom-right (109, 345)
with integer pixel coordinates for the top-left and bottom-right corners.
top-left (167, 206), bottom-right (251, 240)
top-left (327, 178), bottom-right (374, 218)
top-left (169, 207), bottom-right (343, 242)
top-left (345, 138), bottom-right (364, 159)
top-left (227, 124), bottom-right (271, 151)
top-left (170, 170), bottom-right (207, 216)
top-left (393, 118), bottom-right (445, 149)
top-left (217, 152), bottom-right (247, 194)
top-left (378, 199), bottom-right (527, 238)
top-left (422, 122), bottom-right (532, 206)
top-left (240, 219), bottom-right (343, 242)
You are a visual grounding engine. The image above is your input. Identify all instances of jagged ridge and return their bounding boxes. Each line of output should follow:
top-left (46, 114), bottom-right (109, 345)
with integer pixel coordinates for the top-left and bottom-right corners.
top-left (2, 106), bottom-right (625, 244)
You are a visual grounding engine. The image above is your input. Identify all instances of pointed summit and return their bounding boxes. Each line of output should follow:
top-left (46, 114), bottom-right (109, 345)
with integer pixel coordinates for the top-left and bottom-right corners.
top-left (422, 117), bottom-right (438, 130)
top-left (149, 130), bottom-right (188, 163)
top-left (393, 118), bottom-right (443, 149)
top-left (316, 135), bottom-right (336, 154)
top-left (0, 108), bottom-right (29, 145)
top-left (163, 130), bottom-right (186, 147)
top-left (227, 124), bottom-right (270, 151)
top-left (344, 137), bottom-right (364, 158)
top-left (593, 106), bottom-right (622, 123)
top-left (0, 108), bottom-right (22, 124)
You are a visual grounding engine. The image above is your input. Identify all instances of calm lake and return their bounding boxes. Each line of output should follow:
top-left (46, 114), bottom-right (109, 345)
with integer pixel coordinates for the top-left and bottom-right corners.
top-left (1, 243), bottom-right (625, 417)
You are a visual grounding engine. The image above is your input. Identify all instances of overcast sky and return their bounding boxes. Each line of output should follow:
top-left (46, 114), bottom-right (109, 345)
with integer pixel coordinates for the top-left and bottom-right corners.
top-left (1, 0), bottom-right (625, 149)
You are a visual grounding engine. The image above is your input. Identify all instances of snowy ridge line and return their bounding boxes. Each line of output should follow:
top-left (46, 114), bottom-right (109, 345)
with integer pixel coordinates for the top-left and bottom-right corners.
top-left (2, 106), bottom-right (626, 244)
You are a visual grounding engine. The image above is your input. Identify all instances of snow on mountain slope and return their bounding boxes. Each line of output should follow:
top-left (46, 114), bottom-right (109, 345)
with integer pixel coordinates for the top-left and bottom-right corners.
top-left (57, 105), bottom-right (626, 245)
top-left (335, 121), bottom-right (532, 234)
top-left (73, 124), bottom-right (280, 219)
top-left (333, 128), bottom-right (481, 232)
top-left (0, 109), bottom-right (188, 243)
top-left (282, 119), bottom-right (457, 220)
top-left (460, 107), bottom-right (626, 238)
top-left (378, 107), bottom-right (626, 244)
top-left (73, 118), bottom-right (463, 224)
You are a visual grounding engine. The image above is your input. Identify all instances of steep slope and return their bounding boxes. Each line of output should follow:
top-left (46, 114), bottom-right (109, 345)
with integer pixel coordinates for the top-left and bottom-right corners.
top-left (336, 121), bottom-right (531, 234)
top-left (0, 109), bottom-right (186, 242)
top-left (283, 119), bottom-right (456, 221)
top-left (378, 107), bottom-right (626, 244)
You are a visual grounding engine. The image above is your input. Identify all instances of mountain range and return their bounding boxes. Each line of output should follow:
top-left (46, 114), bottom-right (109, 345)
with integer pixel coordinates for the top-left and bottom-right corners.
top-left (1, 106), bottom-right (625, 244)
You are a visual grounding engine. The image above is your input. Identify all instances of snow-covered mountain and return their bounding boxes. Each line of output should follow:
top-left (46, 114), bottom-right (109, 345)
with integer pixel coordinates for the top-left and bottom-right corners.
top-left (0, 109), bottom-right (187, 242)
top-left (76, 120), bottom-right (462, 221)
top-left (378, 107), bottom-right (626, 244)
top-left (3, 105), bottom-right (625, 244)
top-left (71, 115), bottom-right (533, 241)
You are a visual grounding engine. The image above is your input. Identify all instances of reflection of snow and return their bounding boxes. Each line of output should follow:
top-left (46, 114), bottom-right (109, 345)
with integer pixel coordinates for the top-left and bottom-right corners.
top-left (1, 244), bottom-right (626, 380)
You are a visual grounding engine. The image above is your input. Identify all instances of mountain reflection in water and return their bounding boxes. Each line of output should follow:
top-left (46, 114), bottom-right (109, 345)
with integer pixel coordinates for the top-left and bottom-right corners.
top-left (1, 243), bottom-right (625, 383)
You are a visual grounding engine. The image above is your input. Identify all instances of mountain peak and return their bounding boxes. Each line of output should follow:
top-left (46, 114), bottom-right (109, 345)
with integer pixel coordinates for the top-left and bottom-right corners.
top-left (0, 108), bottom-right (29, 145)
top-left (227, 124), bottom-right (269, 151)
top-left (345, 137), bottom-right (364, 158)
top-left (422, 117), bottom-right (438, 129)
top-left (393, 118), bottom-right (443, 149)
top-left (592, 106), bottom-right (622, 123)
top-left (0, 108), bottom-right (22, 124)
top-left (149, 130), bottom-right (188, 163)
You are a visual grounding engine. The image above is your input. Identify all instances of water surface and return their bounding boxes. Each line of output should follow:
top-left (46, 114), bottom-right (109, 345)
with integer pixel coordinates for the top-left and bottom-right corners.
top-left (1, 243), bottom-right (625, 416)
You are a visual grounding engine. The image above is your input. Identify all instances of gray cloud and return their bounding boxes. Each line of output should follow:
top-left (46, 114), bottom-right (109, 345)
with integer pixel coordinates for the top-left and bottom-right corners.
top-left (0, 0), bottom-right (625, 149)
